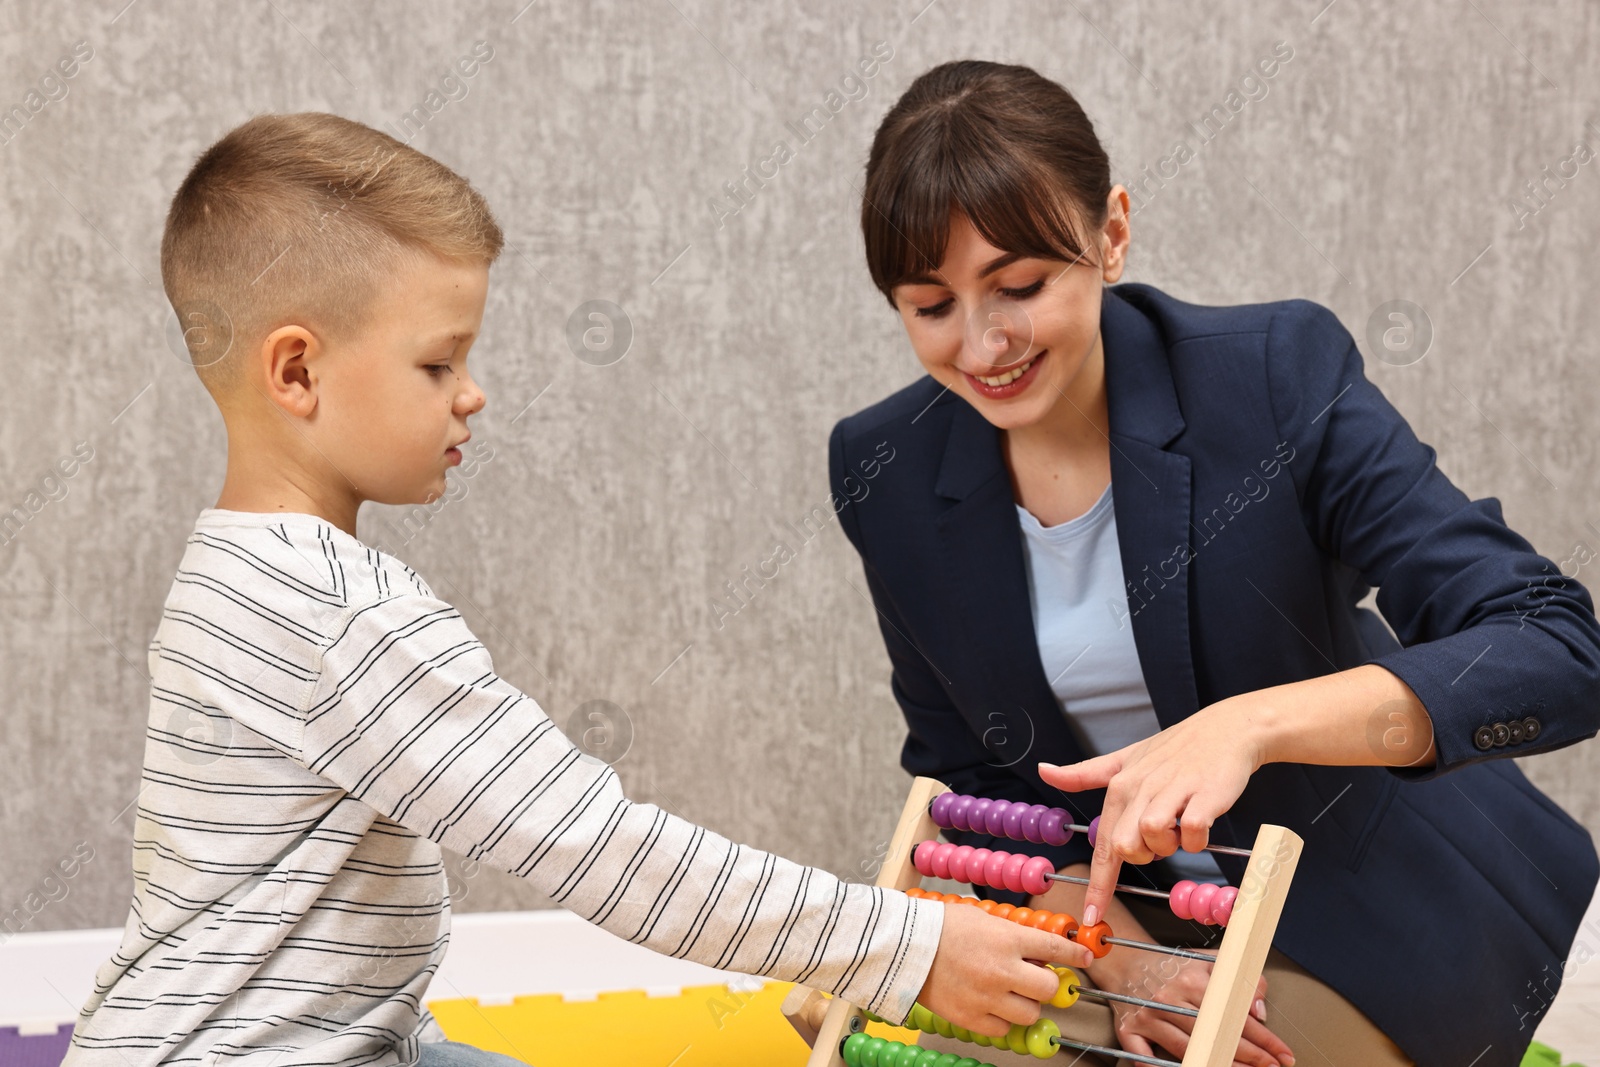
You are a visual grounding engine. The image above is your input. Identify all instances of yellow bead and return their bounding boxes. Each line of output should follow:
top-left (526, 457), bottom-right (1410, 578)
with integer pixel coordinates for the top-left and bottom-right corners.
top-left (1006, 1024), bottom-right (1029, 1054)
top-left (1048, 966), bottom-right (1080, 1009)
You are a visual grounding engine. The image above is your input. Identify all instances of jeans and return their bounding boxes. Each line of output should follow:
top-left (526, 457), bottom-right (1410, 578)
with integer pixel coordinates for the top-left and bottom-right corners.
top-left (416, 1040), bottom-right (530, 1067)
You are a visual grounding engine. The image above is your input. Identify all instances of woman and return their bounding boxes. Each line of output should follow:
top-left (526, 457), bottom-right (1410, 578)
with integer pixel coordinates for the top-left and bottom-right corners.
top-left (830, 60), bottom-right (1600, 1067)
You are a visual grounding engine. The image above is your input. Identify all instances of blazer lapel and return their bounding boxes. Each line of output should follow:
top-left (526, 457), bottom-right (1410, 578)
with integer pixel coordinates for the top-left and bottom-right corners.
top-left (1100, 289), bottom-right (1204, 730)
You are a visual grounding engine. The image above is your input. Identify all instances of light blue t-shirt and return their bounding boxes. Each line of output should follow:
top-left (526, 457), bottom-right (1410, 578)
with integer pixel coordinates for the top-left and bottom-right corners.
top-left (1016, 483), bottom-right (1226, 885)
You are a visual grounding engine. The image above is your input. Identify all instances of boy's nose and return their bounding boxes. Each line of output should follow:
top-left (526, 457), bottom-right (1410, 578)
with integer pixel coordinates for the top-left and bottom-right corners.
top-left (458, 378), bottom-right (487, 415)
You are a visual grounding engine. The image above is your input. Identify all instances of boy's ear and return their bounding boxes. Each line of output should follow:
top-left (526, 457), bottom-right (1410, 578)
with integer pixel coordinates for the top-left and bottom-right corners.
top-left (260, 326), bottom-right (319, 418)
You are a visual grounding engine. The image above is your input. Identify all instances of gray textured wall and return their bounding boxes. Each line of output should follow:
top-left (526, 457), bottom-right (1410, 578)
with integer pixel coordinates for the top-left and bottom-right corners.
top-left (3, 0), bottom-right (1598, 933)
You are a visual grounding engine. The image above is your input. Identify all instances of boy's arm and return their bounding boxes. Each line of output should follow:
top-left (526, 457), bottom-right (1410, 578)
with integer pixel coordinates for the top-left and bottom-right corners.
top-left (301, 592), bottom-right (941, 1023)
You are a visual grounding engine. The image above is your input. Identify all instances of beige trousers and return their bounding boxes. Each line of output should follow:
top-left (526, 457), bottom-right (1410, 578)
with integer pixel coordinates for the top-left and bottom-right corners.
top-left (917, 895), bottom-right (1413, 1066)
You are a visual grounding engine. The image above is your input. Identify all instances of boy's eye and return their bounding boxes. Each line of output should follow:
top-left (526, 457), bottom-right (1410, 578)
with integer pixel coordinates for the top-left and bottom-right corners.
top-left (425, 363), bottom-right (452, 377)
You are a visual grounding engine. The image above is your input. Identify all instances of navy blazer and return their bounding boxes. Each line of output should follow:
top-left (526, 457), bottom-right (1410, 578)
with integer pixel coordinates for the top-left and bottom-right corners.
top-left (829, 282), bottom-right (1600, 1066)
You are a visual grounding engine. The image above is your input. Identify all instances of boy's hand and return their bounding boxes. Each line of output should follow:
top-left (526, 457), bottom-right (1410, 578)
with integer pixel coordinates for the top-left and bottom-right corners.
top-left (914, 899), bottom-right (1095, 1037)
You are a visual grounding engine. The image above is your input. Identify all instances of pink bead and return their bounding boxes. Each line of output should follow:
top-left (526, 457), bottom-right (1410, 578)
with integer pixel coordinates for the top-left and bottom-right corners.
top-left (1191, 882), bottom-right (1221, 925)
top-left (1213, 886), bottom-right (1239, 927)
top-left (981, 849), bottom-right (1008, 889)
top-left (1170, 880), bottom-right (1197, 921)
top-left (986, 802), bottom-right (1010, 837)
top-left (1001, 851), bottom-right (1028, 893)
top-left (914, 840), bottom-right (939, 877)
top-left (1021, 805), bottom-right (1045, 843)
top-left (950, 795), bottom-right (975, 831)
top-left (930, 793), bottom-right (956, 828)
top-left (1021, 856), bottom-right (1054, 896)
top-left (968, 848), bottom-right (994, 886)
top-left (1087, 815), bottom-right (1101, 848)
top-left (951, 845), bottom-right (976, 883)
top-left (931, 842), bottom-right (953, 880)
top-left (1040, 809), bottom-right (1069, 847)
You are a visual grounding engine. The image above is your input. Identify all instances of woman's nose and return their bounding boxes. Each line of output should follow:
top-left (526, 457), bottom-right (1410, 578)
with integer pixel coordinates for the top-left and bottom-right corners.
top-left (964, 297), bottom-right (1034, 370)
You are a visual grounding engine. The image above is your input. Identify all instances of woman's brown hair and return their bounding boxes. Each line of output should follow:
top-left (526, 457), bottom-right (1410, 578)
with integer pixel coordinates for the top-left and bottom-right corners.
top-left (861, 61), bottom-right (1111, 308)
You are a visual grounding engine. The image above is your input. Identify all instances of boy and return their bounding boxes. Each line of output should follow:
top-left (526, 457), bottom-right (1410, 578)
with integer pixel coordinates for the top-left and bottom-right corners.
top-left (63, 113), bottom-right (1088, 1067)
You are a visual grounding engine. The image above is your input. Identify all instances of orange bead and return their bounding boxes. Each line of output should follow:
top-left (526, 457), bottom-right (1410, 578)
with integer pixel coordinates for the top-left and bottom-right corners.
top-left (1044, 913), bottom-right (1073, 937)
top-left (991, 903), bottom-right (1015, 920)
top-left (1073, 921), bottom-right (1112, 958)
top-left (1010, 908), bottom-right (1034, 926)
top-left (978, 899), bottom-right (1000, 913)
top-left (1027, 909), bottom-right (1054, 929)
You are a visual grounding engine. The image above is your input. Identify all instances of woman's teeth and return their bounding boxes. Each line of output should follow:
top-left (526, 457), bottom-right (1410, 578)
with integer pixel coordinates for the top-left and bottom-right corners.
top-left (975, 356), bottom-right (1035, 387)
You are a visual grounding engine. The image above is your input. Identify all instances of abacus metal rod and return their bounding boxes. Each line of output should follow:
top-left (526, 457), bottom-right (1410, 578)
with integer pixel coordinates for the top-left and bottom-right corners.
top-left (1070, 984), bottom-right (1200, 1018)
top-left (1066, 823), bottom-right (1253, 858)
top-left (1051, 1035), bottom-right (1181, 1067)
top-left (1044, 871), bottom-right (1170, 899)
top-left (1101, 935), bottom-right (1218, 962)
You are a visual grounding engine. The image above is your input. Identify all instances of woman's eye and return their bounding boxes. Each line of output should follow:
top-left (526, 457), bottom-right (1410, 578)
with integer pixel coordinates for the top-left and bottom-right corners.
top-left (913, 299), bottom-right (954, 319)
top-left (1000, 280), bottom-right (1045, 300)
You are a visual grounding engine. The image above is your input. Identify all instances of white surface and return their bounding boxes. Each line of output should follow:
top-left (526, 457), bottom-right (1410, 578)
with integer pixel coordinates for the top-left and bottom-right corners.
top-left (4, 901), bottom-right (1597, 1061)
top-left (0, 909), bottom-right (753, 1030)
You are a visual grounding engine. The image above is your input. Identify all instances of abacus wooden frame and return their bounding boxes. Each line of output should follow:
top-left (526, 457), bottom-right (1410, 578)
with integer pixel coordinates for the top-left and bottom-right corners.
top-left (782, 776), bottom-right (1304, 1067)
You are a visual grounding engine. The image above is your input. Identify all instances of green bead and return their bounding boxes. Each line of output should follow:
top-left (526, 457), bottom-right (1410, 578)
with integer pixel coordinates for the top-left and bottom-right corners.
top-left (1007, 1024), bottom-right (1029, 1054)
top-left (862, 1035), bottom-right (888, 1067)
top-left (1025, 1017), bottom-right (1061, 1058)
top-left (916, 1050), bottom-right (942, 1067)
top-left (842, 1032), bottom-right (870, 1067)
top-left (934, 1055), bottom-right (961, 1067)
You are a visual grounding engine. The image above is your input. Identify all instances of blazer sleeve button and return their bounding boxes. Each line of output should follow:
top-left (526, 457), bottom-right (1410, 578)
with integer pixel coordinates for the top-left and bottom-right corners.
top-left (1491, 722), bottom-right (1512, 747)
top-left (1508, 720), bottom-right (1526, 744)
top-left (1474, 725), bottom-right (1497, 751)
top-left (1523, 716), bottom-right (1542, 741)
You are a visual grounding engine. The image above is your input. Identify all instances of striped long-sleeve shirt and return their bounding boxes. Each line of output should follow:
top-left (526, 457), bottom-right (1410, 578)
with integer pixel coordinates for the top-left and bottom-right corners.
top-left (65, 509), bottom-right (942, 1067)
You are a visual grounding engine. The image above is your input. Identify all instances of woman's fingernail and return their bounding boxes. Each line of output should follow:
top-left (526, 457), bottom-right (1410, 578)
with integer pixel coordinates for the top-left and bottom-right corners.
top-left (1252, 998), bottom-right (1266, 1020)
top-left (1082, 905), bottom-right (1099, 927)
top-left (1281, 1056), bottom-right (1295, 1066)
top-left (1039, 762), bottom-right (1060, 772)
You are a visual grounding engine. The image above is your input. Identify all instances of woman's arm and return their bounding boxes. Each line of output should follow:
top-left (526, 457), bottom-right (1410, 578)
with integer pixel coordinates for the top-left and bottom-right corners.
top-left (1045, 300), bottom-right (1600, 926)
top-left (1041, 662), bottom-right (1434, 921)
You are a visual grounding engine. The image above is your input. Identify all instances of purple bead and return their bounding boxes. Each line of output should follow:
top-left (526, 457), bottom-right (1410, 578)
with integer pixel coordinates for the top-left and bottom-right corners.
top-left (929, 792), bottom-right (956, 828)
top-left (1021, 805), bottom-right (1045, 844)
top-left (970, 797), bottom-right (993, 834)
top-left (950, 794), bottom-right (975, 831)
top-left (985, 801), bottom-right (1009, 837)
top-left (1087, 815), bottom-right (1101, 848)
top-left (1040, 809), bottom-right (1070, 847)
top-left (1003, 803), bottom-right (1026, 840)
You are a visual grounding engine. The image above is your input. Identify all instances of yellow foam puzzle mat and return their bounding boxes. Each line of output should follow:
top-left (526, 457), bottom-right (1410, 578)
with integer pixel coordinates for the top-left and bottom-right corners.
top-left (429, 982), bottom-right (917, 1067)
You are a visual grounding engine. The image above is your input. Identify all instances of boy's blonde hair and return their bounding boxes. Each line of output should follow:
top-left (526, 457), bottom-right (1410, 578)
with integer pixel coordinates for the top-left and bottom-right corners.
top-left (160, 112), bottom-right (504, 394)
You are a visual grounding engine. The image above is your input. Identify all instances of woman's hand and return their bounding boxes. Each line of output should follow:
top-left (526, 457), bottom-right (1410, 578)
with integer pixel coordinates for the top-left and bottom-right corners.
top-left (1090, 946), bottom-right (1294, 1067)
top-left (1038, 697), bottom-right (1267, 926)
top-left (917, 898), bottom-right (1095, 1037)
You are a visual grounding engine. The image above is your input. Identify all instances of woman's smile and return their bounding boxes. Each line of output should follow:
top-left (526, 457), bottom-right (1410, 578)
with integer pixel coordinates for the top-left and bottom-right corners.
top-left (964, 348), bottom-right (1048, 398)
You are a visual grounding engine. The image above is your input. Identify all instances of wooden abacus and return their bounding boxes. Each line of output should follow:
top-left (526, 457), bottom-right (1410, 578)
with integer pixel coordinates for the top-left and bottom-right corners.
top-left (782, 776), bottom-right (1302, 1067)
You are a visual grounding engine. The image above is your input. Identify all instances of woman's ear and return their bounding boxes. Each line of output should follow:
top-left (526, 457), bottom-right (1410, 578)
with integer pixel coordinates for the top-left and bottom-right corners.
top-left (259, 326), bottom-right (319, 418)
top-left (1100, 185), bottom-right (1132, 284)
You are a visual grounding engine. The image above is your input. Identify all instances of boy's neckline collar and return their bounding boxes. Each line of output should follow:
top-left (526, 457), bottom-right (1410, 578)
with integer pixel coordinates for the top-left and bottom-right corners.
top-left (197, 507), bottom-right (342, 530)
